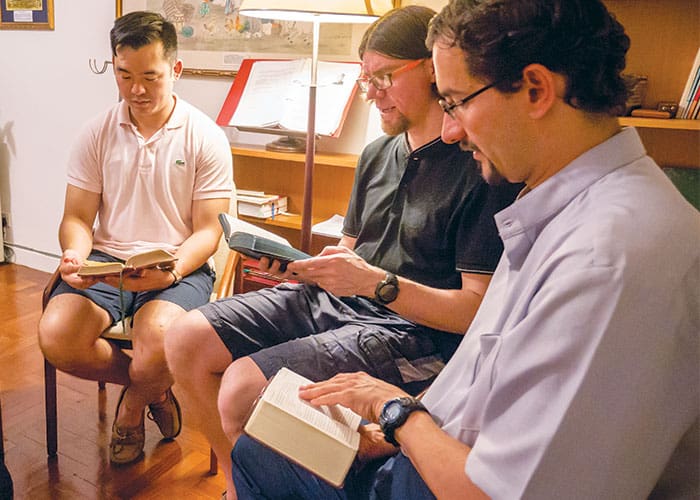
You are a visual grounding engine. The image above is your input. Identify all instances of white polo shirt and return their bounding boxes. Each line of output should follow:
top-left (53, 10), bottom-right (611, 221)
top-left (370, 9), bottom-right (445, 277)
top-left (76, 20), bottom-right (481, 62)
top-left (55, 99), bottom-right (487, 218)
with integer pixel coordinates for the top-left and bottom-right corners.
top-left (67, 95), bottom-right (233, 260)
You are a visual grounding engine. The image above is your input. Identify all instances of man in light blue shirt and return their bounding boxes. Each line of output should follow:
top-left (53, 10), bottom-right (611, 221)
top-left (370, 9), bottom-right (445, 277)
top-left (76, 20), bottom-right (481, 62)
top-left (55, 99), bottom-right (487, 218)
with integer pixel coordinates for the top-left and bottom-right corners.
top-left (228, 1), bottom-right (700, 498)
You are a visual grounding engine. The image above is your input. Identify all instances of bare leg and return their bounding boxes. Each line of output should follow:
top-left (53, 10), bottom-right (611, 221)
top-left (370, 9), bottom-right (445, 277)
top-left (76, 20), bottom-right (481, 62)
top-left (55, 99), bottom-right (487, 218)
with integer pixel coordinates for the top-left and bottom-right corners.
top-left (38, 293), bottom-right (131, 385)
top-left (115, 300), bottom-right (185, 428)
top-left (164, 309), bottom-right (236, 498)
top-left (218, 356), bottom-right (269, 498)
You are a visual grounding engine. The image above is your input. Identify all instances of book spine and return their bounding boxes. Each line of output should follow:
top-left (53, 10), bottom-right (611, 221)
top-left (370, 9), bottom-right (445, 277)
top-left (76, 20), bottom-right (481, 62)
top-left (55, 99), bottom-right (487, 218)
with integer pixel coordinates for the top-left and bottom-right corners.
top-left (678, 47), bottom-right (700, 119)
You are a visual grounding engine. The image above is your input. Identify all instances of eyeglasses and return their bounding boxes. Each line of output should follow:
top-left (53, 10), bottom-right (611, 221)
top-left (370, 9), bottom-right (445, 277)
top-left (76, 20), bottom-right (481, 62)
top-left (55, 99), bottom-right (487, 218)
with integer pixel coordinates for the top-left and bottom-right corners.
top-left (439, 82), bottom-right (497, 118)
top-left (356, 59), bottom-right (425, 94)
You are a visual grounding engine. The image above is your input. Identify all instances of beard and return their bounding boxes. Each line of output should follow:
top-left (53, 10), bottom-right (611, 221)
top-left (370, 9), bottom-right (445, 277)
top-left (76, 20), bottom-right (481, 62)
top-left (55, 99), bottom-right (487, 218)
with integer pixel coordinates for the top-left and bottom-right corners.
top-left (460, 141), bottom-right (506, 186)
top-left (380, 113), bottom-right (410, 136)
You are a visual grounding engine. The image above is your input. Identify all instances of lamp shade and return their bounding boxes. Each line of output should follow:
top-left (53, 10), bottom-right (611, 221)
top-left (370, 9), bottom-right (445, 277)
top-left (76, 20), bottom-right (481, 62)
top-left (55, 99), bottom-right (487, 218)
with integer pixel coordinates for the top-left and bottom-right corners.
top-left (239, 0), bottom-right (395, 23)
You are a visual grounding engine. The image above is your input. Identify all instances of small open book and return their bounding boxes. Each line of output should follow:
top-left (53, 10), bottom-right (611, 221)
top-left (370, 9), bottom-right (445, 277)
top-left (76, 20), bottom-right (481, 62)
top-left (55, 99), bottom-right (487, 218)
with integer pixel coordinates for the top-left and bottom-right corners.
top-left (77, 249), bottom-right (177, 278)
top-left (244, 367), bottom-right (361, 487)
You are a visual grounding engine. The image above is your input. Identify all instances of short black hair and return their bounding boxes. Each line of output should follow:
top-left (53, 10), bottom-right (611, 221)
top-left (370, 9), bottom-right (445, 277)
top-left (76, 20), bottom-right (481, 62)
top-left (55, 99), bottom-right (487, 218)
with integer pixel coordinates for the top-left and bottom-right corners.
top-left (110, 11), bottom-right (178, 62)
top-left (359, 5), bottom-right (436, 61)
top-left (428, 0), bottom-right (630, 115)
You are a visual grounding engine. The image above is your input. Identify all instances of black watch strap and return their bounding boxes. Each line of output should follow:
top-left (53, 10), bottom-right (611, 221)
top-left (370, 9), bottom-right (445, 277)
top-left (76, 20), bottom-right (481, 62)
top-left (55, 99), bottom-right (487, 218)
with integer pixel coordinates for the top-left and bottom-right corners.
top-left (379, 396), bottom-right (428, 447)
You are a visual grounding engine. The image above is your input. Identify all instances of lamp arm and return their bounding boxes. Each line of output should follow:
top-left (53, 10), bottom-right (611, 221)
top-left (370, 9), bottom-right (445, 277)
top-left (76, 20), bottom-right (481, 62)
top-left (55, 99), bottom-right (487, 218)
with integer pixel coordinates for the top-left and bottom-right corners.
top-left (300, 17), bottom-right (321, 253)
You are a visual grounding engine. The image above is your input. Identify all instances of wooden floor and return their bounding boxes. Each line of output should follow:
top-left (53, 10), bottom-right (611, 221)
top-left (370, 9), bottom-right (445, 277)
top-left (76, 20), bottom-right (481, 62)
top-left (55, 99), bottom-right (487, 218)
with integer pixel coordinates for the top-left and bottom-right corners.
top-left (0, 263), bottom-right (226, 499)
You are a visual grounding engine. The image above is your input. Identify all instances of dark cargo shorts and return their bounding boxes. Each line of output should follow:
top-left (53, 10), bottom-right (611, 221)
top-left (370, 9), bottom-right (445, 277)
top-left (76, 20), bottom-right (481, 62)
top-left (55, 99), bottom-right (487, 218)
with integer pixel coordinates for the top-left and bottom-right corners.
top-left (199, 282), bottom-right (460, 395)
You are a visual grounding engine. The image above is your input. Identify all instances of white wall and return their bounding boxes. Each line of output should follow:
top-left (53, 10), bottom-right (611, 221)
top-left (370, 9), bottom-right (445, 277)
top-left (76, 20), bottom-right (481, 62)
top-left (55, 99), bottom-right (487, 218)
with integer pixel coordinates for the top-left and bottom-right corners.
top-left (0, 1), bottom-right (376, 272)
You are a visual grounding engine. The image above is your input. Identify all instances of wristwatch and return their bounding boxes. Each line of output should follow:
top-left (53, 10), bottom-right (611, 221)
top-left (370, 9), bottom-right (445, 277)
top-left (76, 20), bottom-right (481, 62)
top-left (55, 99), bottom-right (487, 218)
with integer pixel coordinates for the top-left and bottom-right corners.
top-left (374, 271), bottom-right (399, 305)
top-left (379, 396), bottom-right (428, 447)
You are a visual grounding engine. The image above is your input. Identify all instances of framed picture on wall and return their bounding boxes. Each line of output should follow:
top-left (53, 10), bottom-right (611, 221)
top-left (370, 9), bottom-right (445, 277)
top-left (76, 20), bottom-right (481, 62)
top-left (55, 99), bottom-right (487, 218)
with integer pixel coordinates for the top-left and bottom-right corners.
top-left (0, 0), bottom-right (54, 30)
top-left (116, 0), bottom-right (366, 78)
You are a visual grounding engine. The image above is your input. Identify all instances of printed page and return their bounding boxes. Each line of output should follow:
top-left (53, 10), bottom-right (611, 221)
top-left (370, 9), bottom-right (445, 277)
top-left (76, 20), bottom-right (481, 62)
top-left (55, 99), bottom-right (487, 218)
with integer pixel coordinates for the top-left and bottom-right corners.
top-left (229, 59), bottom-right (306, 128)
top-left (279, 60), bottom-right (362, 135)
top-left (265, 368), bottom-right (361, 445)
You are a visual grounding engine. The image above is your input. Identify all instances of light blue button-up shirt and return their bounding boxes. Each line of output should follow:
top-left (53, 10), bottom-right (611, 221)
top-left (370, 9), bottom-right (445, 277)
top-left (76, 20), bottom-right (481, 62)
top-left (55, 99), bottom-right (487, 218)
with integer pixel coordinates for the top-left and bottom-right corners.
top-left (423, 127), bottom-right (700, 499)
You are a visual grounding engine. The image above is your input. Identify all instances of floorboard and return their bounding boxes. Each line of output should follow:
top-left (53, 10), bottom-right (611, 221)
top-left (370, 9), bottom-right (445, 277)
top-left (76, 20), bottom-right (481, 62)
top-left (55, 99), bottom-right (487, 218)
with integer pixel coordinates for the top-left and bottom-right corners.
top-left (0, 263), bottom-right (226, 499)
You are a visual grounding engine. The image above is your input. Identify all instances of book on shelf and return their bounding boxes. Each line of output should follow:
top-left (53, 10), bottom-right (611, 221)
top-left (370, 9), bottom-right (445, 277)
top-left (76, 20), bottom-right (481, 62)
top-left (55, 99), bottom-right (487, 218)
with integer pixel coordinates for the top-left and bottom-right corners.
top-left (237, 192), bottom-right (288, 219)
top-left (77, 249), bottom-right (177, 278)
top-left (678, 46), bottom-right (700, 119)
top-left (243, 367), bottom-right (361, 487)
top-left (216, 58), bottom-right (362, 137)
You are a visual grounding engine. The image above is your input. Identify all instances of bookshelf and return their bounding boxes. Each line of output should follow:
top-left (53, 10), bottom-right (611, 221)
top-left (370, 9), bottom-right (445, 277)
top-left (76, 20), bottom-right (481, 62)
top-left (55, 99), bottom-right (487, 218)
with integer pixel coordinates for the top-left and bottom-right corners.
top-left (605, 0), bottom-right (699, 169)
top-left (231, 144), bottom-right (358, 253)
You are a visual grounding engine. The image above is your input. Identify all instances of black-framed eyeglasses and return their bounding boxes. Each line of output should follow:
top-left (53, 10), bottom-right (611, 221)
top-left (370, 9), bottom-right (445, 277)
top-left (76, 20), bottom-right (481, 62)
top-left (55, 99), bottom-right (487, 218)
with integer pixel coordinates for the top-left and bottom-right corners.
top-left (356, 59), bottom-right (425, 94)
top-left (439, 82), bottom-right (497, 118)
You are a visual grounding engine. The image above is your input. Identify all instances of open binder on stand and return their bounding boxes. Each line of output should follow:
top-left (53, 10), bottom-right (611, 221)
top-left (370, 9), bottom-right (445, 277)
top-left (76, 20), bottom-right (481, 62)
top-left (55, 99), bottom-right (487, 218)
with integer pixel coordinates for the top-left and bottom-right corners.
top-left (217, 58), bottom-right (362, 151)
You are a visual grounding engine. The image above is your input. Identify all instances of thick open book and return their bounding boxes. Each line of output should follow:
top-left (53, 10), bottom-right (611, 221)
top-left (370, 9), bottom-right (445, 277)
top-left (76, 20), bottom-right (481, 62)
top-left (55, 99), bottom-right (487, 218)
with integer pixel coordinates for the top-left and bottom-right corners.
top-left (77, 249), bottom-right (177, 278)
top-left (217, 58), bottom-right (361, 137)
top-left (244, 367), bottom-right (361, 487)
top-left (219, 213), bottom-right (311, 272)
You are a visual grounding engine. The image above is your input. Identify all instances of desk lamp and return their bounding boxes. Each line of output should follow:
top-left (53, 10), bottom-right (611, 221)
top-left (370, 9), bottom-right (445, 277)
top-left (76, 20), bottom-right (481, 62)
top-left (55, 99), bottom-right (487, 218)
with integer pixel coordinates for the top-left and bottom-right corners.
top-left (239, 0), bottom-right (394, 252)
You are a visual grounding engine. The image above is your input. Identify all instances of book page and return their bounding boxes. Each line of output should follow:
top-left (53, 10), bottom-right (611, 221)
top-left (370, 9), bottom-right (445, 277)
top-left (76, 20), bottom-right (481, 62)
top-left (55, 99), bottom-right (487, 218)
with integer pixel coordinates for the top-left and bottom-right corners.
top-left (230, 59), bottom-right (306, 128)
top-left (264, 368), bottom-right (361, 444)
top-left (278, 60), bottom-right (362, 135)
top-left (219, 213), bottom-right (291, 247)
top-left (125, 249), bottom-right (177, 270)
top-left (77, 260), bottom-right (124, 277)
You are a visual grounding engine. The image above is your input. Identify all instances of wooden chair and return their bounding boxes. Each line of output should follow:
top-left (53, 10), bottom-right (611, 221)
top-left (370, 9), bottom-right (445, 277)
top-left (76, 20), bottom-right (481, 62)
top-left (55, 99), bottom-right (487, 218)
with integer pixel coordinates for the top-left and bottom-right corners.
top-left (41, 243), bottom-right (241, 475)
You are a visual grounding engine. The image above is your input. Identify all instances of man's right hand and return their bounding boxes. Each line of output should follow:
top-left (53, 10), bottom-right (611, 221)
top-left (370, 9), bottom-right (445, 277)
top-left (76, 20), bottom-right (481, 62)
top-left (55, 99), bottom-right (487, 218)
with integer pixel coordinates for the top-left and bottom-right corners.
top-left (59, 249), bottom-right (98, 289)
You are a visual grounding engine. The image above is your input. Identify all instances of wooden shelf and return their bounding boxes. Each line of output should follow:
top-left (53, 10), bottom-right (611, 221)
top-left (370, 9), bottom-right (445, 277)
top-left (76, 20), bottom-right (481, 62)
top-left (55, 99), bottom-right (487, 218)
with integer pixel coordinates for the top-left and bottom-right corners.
top-left (619, 117), bottom-right (700, 131)
top-left (239, 213), bottom-right (333, 231)
top-left (604, 0), bottom-right (699, 169)
top-left (231, 144), bottom-right (359, 169)
top-left (231, 144), bottom-right (358, 251)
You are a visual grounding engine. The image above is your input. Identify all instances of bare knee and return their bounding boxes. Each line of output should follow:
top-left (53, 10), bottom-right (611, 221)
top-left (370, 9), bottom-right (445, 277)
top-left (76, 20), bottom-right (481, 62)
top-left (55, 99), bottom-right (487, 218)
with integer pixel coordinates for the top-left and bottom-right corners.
top-left (164, 309), bottom-right (230, 382)
top-left (218, 357), bottom-right (268, 440)
top-left (38, 306), bottom-right (105, 371)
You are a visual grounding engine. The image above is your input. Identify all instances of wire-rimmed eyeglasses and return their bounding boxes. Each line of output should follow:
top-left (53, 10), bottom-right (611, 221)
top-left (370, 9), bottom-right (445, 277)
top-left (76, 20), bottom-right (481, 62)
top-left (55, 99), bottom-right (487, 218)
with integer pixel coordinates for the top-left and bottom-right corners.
top-left (356, 59), bottom-right (425, 94)
top-left (438, 82), bottom-right (497, 118)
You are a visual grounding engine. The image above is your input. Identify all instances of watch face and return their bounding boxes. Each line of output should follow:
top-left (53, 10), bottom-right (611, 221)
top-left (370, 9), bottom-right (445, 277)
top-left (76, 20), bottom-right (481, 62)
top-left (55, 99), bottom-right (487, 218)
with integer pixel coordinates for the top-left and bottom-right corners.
top-left (384, 400), bottom-right (402, 421)
top-left (378, 283), bottom-right (398, 302)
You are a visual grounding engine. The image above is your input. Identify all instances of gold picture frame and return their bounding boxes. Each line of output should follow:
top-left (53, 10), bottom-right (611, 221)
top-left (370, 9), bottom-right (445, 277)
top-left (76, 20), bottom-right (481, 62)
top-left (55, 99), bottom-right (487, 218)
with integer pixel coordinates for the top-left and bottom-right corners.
top-left (116, 0), bottom-right (375, 78)
top-left (0, 0), bottom-right (54, 30)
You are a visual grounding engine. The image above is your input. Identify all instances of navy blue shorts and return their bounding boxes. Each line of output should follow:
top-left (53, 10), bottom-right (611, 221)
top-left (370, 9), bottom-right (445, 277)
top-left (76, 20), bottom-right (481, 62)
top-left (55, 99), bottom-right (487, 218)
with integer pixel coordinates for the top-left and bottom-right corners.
top-left (232, 435), bottom-right (436, 499)
top-left (199, 282), bottom-right (460, 394)
top-left (50, 250), bottom-right (215, 325)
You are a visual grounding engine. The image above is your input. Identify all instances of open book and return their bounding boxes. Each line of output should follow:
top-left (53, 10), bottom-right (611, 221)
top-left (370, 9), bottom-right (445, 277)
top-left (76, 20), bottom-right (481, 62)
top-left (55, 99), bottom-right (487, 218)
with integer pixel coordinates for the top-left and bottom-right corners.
top-left (244, 367), bottom-right (361, 487)
top-left (217, 58), bottom-right (362, 137)
top-left (219, 213), bottom-right (310, 272)
top-left (77, 249), bottom-right (177, 278)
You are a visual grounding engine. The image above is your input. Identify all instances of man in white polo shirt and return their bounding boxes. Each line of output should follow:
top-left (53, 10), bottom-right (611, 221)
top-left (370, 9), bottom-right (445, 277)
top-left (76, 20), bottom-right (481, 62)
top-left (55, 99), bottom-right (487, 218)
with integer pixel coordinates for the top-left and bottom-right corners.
top-left (38, 11), bottom-right (233, 465)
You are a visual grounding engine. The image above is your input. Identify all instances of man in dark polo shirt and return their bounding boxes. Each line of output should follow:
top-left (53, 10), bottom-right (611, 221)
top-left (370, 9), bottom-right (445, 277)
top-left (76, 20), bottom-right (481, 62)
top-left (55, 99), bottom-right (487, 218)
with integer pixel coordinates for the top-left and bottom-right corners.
top-left (164, 6), bottom-right (520, 497)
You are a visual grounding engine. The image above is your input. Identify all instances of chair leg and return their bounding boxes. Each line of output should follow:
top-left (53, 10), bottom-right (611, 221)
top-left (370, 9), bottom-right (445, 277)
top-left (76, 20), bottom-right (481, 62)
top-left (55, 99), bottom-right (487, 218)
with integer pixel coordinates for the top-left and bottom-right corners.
top-left (0, 397), bottom-right (5, 460)
top-left (209, 448), bottom-right (218, 475)
top-left (44, 358), bottom-right (58, 457)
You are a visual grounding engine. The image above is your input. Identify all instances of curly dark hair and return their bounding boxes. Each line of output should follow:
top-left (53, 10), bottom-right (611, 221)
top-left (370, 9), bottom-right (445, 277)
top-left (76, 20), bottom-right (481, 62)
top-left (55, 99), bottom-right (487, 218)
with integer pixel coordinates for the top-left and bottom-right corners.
top-left (427, 0), bottom-right (630, 115)
top-left (359, 5), bottom-right (436, 60)
top-left (110, 11), bottom-right (178, 63)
